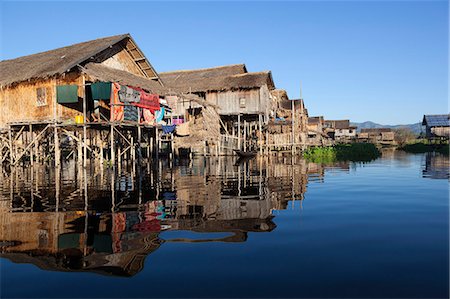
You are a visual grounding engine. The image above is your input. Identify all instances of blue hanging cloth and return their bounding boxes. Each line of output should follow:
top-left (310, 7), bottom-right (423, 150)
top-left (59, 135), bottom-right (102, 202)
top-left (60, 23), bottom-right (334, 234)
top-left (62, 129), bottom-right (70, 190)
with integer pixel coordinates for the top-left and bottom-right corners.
top-left (155, 107), bottom-right (165, 123)
top-left (162, 125), bottom-right (176, 134)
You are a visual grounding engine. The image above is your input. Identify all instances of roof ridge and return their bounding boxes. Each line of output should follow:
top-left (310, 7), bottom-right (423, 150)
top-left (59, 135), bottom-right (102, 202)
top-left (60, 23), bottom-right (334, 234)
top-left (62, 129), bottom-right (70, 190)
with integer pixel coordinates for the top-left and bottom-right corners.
top-left (230, 71), bottom-right (270, 77)
top-left (159, 63), bottom-right (246, 74)
top-left (1, 34), bottom-right (129, 62)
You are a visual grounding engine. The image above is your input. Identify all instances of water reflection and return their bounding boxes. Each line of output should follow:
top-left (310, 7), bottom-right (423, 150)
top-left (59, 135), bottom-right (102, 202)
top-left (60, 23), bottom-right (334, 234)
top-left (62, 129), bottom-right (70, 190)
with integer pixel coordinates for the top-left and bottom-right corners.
top-left (422, 152), bottom-right (450, 180)
top-left (0, 157), bottom-right (350, 277)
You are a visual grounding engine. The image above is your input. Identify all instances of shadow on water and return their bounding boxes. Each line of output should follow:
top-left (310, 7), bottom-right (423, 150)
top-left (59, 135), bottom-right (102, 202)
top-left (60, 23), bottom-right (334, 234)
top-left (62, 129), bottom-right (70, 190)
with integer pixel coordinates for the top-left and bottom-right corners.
top-left (0, 156), bottom-right (351, 277)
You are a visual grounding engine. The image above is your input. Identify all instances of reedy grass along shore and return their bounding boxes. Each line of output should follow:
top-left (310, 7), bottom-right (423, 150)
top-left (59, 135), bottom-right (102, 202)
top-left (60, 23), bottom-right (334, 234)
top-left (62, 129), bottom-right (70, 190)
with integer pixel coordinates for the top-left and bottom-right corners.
top-left (303, 143), bottom-right (381, 163)
top-left (399, 142), bottom-right (449, 155)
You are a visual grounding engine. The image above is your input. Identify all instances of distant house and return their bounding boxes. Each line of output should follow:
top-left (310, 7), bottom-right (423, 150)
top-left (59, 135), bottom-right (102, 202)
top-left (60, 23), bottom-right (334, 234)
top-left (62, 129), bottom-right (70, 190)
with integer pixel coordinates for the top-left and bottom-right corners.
top-left (266, 89), bottom-right (308, 150)
top-left (307, 116), bottom-right (332, 146)
top-left (422, 114), bottom-right (450, 139)
top-left (358, 128), bottom-right (394, 144)
top-left (324, 120), bottom-right (357, 142)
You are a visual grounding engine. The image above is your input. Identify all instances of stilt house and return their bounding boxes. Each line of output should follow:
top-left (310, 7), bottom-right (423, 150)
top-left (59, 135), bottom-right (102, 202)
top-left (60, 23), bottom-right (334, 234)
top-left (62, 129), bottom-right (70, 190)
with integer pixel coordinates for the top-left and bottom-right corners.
top-left (422, 114), bottom-right (450, 140)
top-left (0, 34), bottom-right (166, 127)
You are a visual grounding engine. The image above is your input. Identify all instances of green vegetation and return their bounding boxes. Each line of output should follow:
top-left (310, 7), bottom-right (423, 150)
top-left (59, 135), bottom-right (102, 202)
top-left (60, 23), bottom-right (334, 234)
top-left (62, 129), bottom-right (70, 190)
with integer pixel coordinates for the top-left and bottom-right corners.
top-left (400, 142), bottom-right (449, 155)
top-left (303, 143), bottom-right (381, 163)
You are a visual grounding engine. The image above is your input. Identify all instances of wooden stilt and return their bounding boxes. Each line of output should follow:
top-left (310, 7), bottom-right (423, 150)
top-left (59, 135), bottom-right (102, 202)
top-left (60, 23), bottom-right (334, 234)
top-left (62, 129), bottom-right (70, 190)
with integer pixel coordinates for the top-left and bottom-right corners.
top-left (54, 125), bottom-right (60, 168)
top-left (8, 126), bottom-right (13, 164)
top-left (238, 114), bottom-right (241, 150)
top-left (259, 114), bottom-right (263, 156)
top-left (110, 124), bottom-right (115, 167)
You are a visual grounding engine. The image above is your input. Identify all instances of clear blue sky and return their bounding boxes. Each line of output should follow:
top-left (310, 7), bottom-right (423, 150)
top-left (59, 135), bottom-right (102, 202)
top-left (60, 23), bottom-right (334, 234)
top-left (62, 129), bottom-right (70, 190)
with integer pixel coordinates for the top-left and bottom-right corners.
top-left (1, 1), bottom-right (448, 124)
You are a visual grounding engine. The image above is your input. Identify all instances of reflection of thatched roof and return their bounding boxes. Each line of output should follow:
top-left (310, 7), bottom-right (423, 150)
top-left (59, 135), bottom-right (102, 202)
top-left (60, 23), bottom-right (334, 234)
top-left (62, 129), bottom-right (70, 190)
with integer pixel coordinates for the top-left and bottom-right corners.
top-left (82, 63), bottom-right (166, 94)
top-left (160, 64), bottom-right (275, 93)
top-left (0, 34), bottom-right (160, 88)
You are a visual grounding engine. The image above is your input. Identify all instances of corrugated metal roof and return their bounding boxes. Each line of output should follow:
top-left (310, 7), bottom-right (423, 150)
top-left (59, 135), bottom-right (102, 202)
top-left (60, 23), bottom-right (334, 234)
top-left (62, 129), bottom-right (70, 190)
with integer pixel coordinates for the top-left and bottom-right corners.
top-left (422, 114), bottom-right (450, 127)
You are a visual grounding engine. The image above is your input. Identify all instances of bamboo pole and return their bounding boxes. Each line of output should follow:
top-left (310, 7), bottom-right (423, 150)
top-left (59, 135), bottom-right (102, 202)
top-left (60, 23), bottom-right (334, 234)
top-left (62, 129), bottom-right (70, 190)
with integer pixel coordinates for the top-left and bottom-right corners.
top-left (82, 77), bottom-right (87, 168)
top-left (8, 126), bottom-right (13, 164)
top-left (238, 114), bottom-right (241, 150)
top-left (110, 124), bottom-right (115, 167)
top-left (259, 114), bottom-right (263, 155)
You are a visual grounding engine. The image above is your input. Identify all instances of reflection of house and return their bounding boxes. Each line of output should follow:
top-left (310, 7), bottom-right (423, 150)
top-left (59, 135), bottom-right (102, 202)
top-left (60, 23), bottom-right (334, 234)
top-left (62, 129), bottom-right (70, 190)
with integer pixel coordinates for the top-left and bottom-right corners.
top-left (324, 120), bottom-right (356, 142)
top-left (423, 152), bottom-right (450, 180)
top-left (358, 128), bottom-right (395, 145)
top-left (0, 206), bottom-right (162, 277)
top-left (422, 114), bottom-right (450, 139)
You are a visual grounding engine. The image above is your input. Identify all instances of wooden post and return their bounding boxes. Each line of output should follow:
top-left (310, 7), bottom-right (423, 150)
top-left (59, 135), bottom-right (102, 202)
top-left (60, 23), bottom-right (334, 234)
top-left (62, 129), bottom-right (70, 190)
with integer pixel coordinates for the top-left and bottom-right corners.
top-left (54, 125), bottom-right (60, 168)
top-left (243, 120), bottom-right (247, 152)
top-left (155, 127), bottom-right (159, 160)
top-left (259, 114), bottom-right (263, 156)
top-left (137, 125), bottom-right (142, 161)
top-left (29, 124), bottom-right (34, 166)
top-left (99, 131), bottom-right (104, 166)
top-left (238, 114), bottom-right (241, 150)
top-left (110, 124), bottom-right (115, 167)
top-left (77, 131), bottom-right (83, 170)
top-left (291, 98), bottom-right (295, 155)
top-left (8, 126), bottom-right (13, 164)
top-left (131, 136), bottom-right (135, 174)
top-left (82, 80), bottom-right (87, 168)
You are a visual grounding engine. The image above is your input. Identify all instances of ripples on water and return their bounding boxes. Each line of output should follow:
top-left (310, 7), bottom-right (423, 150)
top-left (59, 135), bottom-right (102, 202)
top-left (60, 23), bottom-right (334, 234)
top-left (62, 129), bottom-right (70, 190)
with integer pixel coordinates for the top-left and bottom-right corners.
top-left (0, 151), bottom-right (448, 298)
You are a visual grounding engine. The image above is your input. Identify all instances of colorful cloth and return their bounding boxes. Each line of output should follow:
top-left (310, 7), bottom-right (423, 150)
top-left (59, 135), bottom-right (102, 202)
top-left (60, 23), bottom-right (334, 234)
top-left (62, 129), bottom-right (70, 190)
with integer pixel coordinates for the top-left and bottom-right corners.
top-left (155, 107), bottom-right (165, 123)
top-left (133, 91), bottom-right (160, 112)
top-left (57, 85), bottom-right (78, 103)
top-left (124, 105), bottom-right (139, 122)
top-left (91, 82), bottom-right (111, 100)
top-left (162, 125), bottom-right (176, 134)
top-left (172, 118), bottom-right (184, 125)
top-left (142, 108), bottom-right (155, 125)
top-left (118, 85), bottom-right (140, 103)
top-left (110, 83), bottom-right (124, 122)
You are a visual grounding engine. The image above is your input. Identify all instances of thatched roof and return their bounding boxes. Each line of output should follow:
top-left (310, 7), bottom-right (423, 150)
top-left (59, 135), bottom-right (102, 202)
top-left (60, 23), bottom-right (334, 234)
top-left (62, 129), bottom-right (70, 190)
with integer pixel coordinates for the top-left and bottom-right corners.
top-left (422, 114), bottom-right (450, 127)
top-left (0, 34), bottom-right (160, 88)
top-left (82, 63), bottom-right (166, 94)
top-left (308, 116), bottom-right (324, 125)
top-left (324, 120), bottom-right (350, 129)
top-left (159, 64), bottom-right (275, 93)
top-left (361, 128), bottom-right (393, 133)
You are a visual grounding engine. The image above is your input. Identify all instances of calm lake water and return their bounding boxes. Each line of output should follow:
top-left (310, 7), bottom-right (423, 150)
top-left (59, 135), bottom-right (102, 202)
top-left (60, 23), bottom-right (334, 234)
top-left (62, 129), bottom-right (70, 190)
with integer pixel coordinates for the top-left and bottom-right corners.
top-left (0, 150), bottom-right (448, 298)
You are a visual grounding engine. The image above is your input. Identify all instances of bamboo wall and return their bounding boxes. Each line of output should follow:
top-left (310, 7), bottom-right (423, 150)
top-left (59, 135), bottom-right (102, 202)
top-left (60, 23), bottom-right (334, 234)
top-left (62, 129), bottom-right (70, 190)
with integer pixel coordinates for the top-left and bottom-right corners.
top-left (205, 85), bottom-right (270, 117)
top-left (0, 72), bottom-right (84, 127)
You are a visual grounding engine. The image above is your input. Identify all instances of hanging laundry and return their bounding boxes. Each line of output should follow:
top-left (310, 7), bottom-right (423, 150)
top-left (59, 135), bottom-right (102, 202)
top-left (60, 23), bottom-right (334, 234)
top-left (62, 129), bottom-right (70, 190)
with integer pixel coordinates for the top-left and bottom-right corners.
top-left (162, 125), bottom-right (176, 134)
top-left (110, 83), bottom-right (124, 122)
top-left (118, 85), bottom-right (140, 103)
top-left (57, 85), bottom-right (78, 103)
top-left (90, 82), bottom-right (111, 100)
top-left (133, 91), bottom-right (160, 112)
top-left (172, 118), bottom-right (184, 125)
top-left (142, 108), bottom-right (155, 125)
top-left (155, 107), bottom-right (165, 123)
top-left (124, 105), bottom-right (139, 122)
